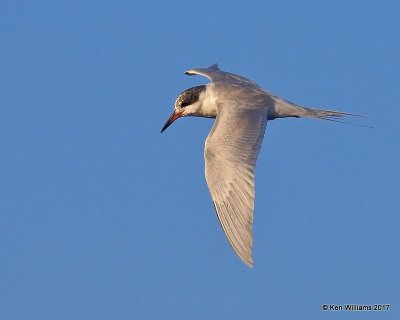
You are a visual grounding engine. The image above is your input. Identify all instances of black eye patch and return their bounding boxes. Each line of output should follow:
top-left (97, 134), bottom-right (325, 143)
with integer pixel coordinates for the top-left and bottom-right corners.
top-left (181, 100), bottom-right (190, 107)
top-left (178, 85), bottom-right (206, 108)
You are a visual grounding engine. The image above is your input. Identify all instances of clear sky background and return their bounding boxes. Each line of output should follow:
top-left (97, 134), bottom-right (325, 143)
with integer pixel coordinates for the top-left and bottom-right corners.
top-left (1, 1), bottom-right (399, 319)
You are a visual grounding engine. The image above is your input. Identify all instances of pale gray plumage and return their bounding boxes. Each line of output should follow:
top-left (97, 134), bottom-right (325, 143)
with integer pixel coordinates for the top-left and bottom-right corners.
top-left (161, 64), bottom-right (357, 267)
top-left (205, 102), bottom-right (267, 267)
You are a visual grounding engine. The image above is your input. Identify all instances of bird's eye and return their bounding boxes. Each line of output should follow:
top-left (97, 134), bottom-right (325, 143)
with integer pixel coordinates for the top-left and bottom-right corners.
top-left (181, 101), bottom-right (189, 108)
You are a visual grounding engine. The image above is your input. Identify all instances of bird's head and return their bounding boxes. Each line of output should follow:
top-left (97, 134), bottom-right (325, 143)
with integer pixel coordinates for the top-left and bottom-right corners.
top-left (161, 85), bottom-right (206, 133)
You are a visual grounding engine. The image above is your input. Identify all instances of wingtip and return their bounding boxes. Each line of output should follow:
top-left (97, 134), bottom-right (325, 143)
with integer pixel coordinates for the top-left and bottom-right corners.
top-left (245, 261), bottom-right (254, 268)
top-left (209, 63), bottom-right (220, 70)
top-left (242, 255), bottom-right (254, 268)
top-left (185, 63), bottom-right (219, 75)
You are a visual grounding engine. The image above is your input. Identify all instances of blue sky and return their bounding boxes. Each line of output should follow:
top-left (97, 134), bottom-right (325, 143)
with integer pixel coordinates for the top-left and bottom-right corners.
top-left (1, 0), bottom-right (399, 319)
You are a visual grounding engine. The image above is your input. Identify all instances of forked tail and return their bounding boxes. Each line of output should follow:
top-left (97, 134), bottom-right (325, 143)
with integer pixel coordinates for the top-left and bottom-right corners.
top-left (301, 107), bottom-right (360, 121)
top-left (271, 95), bottom-right (369, 127)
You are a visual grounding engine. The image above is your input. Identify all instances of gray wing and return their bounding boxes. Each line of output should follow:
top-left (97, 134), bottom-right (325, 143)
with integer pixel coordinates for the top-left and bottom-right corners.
top-left (185, 64), bottom-right (261, 88)
top-left (205, 101), bottom-right (268, 267)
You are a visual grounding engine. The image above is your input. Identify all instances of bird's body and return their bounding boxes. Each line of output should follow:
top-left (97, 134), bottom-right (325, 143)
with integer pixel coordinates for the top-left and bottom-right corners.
top-left (161, 64), bottom-right (356, 267)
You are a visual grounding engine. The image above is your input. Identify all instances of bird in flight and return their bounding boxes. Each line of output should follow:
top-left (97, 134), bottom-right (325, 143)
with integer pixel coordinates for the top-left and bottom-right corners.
top-left (161, 64), bottom-right (357, 267)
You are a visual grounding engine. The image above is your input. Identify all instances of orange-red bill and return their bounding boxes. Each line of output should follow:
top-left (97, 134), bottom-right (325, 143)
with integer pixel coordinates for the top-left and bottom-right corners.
top-left (160, 110), bottom-right (183, 133)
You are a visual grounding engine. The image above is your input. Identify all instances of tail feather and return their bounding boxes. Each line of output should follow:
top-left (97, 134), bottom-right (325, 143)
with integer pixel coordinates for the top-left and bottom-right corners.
top-left (269, 94), bottom-right (372, 128)
top-left (271, 95), bottom-right (360, 120)
top-left (301, 107), bottom-right (361, 120)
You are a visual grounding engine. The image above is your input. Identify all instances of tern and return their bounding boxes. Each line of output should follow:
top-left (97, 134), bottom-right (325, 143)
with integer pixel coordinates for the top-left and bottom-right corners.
top-left (161, 64), bottom-right (357, 267)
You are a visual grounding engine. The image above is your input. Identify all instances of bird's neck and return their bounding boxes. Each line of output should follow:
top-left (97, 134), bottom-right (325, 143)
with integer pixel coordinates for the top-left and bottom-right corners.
top-left (187, 88), bottom-right (217, 118)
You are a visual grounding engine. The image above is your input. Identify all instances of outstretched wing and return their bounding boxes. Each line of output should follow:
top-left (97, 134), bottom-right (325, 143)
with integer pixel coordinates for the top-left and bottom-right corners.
top-left (204, 99), bottom-right (268, 267)
top-left (185, 64), bottom-right (261, 88)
